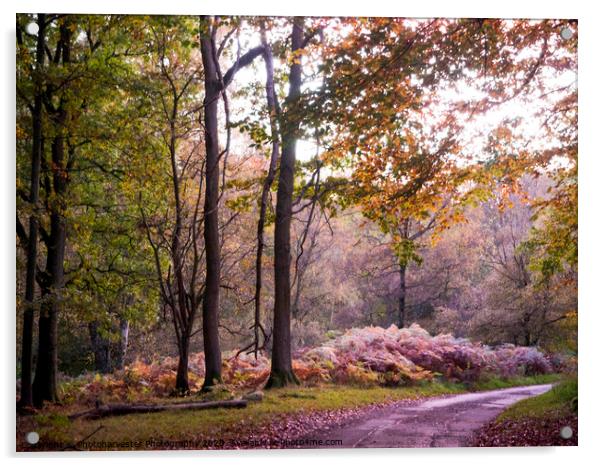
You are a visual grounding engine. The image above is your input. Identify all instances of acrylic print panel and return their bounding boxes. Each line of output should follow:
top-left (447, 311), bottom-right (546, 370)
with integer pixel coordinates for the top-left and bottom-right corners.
top-left (15, 13), bottom-right (577, 451)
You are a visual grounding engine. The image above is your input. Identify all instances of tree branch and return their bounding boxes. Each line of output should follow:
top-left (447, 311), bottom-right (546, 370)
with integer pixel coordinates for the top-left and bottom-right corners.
top-left (222, 45), bottom-right (265, 88)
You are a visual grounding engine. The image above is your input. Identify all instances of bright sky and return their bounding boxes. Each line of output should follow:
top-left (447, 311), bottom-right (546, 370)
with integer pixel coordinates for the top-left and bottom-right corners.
top-left (226, 20), bottom-right (576, 167)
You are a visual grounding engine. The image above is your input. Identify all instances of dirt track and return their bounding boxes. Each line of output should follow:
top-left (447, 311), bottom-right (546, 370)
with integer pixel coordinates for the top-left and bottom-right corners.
top-left (299, 384), bottom-right (553, 448)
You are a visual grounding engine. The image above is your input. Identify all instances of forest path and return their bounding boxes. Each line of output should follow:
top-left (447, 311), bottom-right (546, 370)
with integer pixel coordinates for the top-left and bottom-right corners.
top-left (299, 384), bottom-right (553, 448)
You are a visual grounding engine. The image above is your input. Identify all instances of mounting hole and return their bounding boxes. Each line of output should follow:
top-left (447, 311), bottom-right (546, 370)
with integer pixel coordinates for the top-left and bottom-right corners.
top-left (560, 27), bottom-right (573, 40)
top-left (25, 22), bottom-right (39, 36)
top-left (560, 426), bottom-right (573, 439)
top-left (26, 431), bottom-right (40, 445)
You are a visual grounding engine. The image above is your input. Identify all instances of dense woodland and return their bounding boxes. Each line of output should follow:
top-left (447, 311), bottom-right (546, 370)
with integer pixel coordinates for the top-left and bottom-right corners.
top-left (16, 15), bottom-right (577, 408)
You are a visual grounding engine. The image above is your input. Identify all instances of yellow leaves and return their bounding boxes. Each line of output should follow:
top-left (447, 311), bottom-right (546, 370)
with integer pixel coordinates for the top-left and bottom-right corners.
top-left (288, 48), bottom-right (306, 66)
top-left (16, 125), bottom-right (27, 140)
top-left (497, 199), bottom-right (514, 212)
top-left (337, 364), bottom-right (380, 386)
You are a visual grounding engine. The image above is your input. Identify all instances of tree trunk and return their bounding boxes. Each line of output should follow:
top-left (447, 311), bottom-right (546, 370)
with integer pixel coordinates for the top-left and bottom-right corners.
top-left (266, 17), bottom-right (305, 389)
top-left (175, 339), bottom-right (190, 394)
top-left (114, 318), bottom-right (129, 370)
top-left (200, 22), bottom-right (222, 389)
top-left (253, 28), bottom-right (280, 358)
top-left (32, 22), bottom-right (71, 406)
top-left (33, 211), bottom-right (65, 406)
top-left (19, 13), bottom-right (46, 408)
top-left (522, 314), bottom-right (532, 346)
top-left (167, 86), bottom-right (193, 394)
top-left (398, 263), bottom-right (407, 328)
top-left (88, 321), bottom-right (111, 374)
top-left (198, 17), bottom-right (265, 387)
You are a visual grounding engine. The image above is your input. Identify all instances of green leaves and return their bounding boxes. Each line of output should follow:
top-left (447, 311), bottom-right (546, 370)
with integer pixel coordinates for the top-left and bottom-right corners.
top-left (232, 118), bottom-right (273, 149)
top-left (393, 238), bottom-right (422, 267)
top-left (523, 165), bottom-right (577, 285)
top-left (226, 194), bottom-right (254, 213)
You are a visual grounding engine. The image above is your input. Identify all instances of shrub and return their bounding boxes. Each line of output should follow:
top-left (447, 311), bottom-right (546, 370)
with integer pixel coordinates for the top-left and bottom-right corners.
top-left (54, 323), bottom-right (556, 405)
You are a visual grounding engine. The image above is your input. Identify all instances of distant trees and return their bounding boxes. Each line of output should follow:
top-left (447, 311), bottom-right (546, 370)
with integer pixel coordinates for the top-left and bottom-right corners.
top-left (471, 178), bottom-right (577, 347)
top-left (386, 215), bottom-right (444, 329)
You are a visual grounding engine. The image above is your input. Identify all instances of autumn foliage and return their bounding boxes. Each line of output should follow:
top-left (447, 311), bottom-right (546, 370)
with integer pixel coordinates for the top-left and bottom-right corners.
top-left (54, 324), bottom-right (564, 406)
top-left (16, 14), bottom-right (577, 409)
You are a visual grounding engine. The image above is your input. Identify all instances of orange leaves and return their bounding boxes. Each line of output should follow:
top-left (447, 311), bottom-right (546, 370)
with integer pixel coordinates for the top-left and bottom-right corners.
top-left (333, 364), bottom-right (380, 386)
top-left (315, 18), bottom-right (576, 239)
top-left (493, 126), bottom-right (513, 142)
top-left (55, 321), bottom-right (555, 408)
top-left (292, 360), bottom-right (331, 384)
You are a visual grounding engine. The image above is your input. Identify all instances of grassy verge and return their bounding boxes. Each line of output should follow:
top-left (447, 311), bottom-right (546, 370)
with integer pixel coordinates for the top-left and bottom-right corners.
top-left (471, 373), bottom-right (562, 392)
top-left (497, 376), bottom-right (577, 421)
top-left (20, 374), bottom-right (562, 451)
top-left (470, 376), bottom-right (577, 447)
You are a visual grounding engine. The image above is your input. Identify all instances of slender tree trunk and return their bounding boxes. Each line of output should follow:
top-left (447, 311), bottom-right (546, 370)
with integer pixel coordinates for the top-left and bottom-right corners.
top-left (175, 336), bottom-right (190, 392)
top-left (266, 17), bottom-right (305, 389)
top-left (200, 22), bottom-right (222, 389)
top-left (523, 313), bottom-right (532, 346)
top-left (398, 263), bottom-right (407, 328)
top-left (88, 321), bottom-right (111, 373)
top-left (19, 13), bottom-right (46, 408)
top-left (292, 264), bottom-right (304, 319)
top-left (167, 93), bottom-right (193, 394)
top-left (253, 28), bottom-right (280, 358)
top-left (114, 318), bottom-right (129, 370)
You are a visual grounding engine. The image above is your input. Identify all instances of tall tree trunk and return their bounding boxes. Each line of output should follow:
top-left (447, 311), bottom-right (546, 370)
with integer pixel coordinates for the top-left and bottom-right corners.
top-left (32, 22), bottom-right (71, 406)
top-left (198, 17), bottom-right (264, 387)
top-left (253, 27), bottom-right (280, 358)
top-left (398, 263), bottom-right (407, 328)
top-left (266, 17), bottom-right (305, 389)
top-left (19, 13), bottom-right (46, 408)
top-left (200, 21), bottom-right (223, 389)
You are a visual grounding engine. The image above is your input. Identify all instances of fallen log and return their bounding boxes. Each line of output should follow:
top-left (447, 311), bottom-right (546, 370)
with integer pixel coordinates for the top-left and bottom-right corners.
top-left (69, 399), bottom-right (248, 421)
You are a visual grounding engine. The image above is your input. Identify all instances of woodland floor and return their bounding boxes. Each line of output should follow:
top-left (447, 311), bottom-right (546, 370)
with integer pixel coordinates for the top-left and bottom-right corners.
top-left (16, 374), bottom-right (564, 451)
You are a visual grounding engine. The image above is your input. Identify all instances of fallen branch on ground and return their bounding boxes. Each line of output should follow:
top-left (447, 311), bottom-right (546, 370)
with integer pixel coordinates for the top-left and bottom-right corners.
top-left (69, 399), bottom-right (247, 420)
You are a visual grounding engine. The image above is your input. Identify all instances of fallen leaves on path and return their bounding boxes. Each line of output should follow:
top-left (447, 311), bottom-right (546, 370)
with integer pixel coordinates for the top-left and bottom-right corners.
top-left (177, 397), bottom-right (424, 450)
